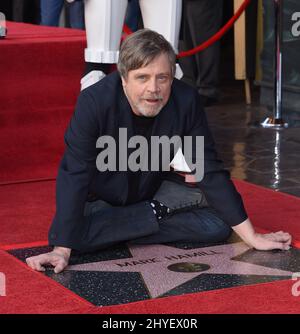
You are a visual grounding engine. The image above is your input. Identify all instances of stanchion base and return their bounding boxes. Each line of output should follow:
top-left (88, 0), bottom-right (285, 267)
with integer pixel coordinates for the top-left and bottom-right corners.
top-left (0, 27), bottom-right (7, 38)
top-left (259, 117), bottom-right (288, 129)
top-left (250, 116), bottom-right (300, 129)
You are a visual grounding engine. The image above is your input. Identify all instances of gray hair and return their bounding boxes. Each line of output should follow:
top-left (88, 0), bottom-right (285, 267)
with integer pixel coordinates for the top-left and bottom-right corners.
top-left (117, 29), bottom-right (176, 79)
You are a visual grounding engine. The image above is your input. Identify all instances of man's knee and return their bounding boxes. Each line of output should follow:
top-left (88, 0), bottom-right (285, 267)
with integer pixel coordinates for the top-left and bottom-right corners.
top-left (211, 222), bottom-right (232, 243)
top-left (192, 208), bottom-right (232, 243)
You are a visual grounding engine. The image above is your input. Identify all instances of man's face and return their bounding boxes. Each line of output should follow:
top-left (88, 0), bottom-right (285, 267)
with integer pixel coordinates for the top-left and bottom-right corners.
top-left (121, 53), bottom-right (173, 117)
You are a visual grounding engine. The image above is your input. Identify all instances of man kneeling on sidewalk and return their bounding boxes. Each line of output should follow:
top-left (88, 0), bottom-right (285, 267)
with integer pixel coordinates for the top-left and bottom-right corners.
top-left (26, 29), bottom-right (291, 273)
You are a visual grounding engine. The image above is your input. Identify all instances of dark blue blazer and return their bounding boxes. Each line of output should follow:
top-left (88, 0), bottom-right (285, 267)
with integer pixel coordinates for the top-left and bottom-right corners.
top-left (49, 71), bottom-right (248, 248)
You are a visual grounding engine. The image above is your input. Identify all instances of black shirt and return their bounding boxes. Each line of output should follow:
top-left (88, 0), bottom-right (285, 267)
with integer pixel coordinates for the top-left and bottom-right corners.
top-left (126, 113), bottom-right (156, 203)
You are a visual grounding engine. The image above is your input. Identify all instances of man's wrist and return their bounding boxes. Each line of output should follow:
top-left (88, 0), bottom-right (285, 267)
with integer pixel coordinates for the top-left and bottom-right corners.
top-left (232, 218), bottom-right (257, 247)
top-left (53, 246), bottom-right (72, 258)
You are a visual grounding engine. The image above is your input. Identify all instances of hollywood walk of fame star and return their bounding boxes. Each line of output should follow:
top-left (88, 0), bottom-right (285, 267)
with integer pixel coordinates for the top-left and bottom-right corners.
top-left (66, 242), bottom-right (294, 298)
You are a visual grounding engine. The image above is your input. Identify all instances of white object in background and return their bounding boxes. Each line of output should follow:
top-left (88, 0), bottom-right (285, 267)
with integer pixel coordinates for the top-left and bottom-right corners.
top-left (0, 272), bottom-right (6, 296)
top-left (139, 0), bottom-right (182, 54)
top-left (0, 12), bottom-right (7, 38)
top-left (81, 0), bottom-right (183, 90)
top-left (84, 0), bottom-right (128, 64)
top-left (80, 70), bottom-right (106, 91)
top-left (174, 63), bottom-right (183, 80)
top-left (84, 0), bottom-right (182, 62)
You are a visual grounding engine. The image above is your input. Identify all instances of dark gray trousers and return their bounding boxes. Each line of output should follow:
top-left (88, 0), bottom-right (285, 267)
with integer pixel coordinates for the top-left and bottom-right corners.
top-left (179, 0), bottom-right (223, 98)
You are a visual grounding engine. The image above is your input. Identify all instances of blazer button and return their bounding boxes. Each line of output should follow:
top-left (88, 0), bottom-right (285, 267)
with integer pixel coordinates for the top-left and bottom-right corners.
top-left (50, 233), bottom-right (57, 239)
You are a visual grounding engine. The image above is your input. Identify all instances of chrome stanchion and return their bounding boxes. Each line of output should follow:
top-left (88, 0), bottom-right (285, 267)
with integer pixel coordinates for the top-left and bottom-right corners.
top-left (260, 0), bottom-right (288, 128)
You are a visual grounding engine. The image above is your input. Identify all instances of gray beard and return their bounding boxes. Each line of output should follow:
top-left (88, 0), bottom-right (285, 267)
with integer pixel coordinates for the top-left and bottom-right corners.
top-left (134, 101), bottom-right (164, 117)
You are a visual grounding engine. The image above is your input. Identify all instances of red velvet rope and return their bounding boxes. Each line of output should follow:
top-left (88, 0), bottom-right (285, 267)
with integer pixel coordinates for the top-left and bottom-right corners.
top-left (123, 0), bottom-right (252, 59)
top-left (123, 24), bottom-right (133, 36)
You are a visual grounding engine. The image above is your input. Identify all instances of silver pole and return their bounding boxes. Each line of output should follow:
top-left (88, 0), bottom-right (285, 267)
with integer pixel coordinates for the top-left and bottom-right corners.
top-left (274, 0), bottom-right (282, 119)
top-left (261, 0), bottom-right (288, 128)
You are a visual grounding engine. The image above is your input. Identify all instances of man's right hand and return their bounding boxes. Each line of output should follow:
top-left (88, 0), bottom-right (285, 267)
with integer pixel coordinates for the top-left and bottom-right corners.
top-left (26, 246), bottom-right (71, 273)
